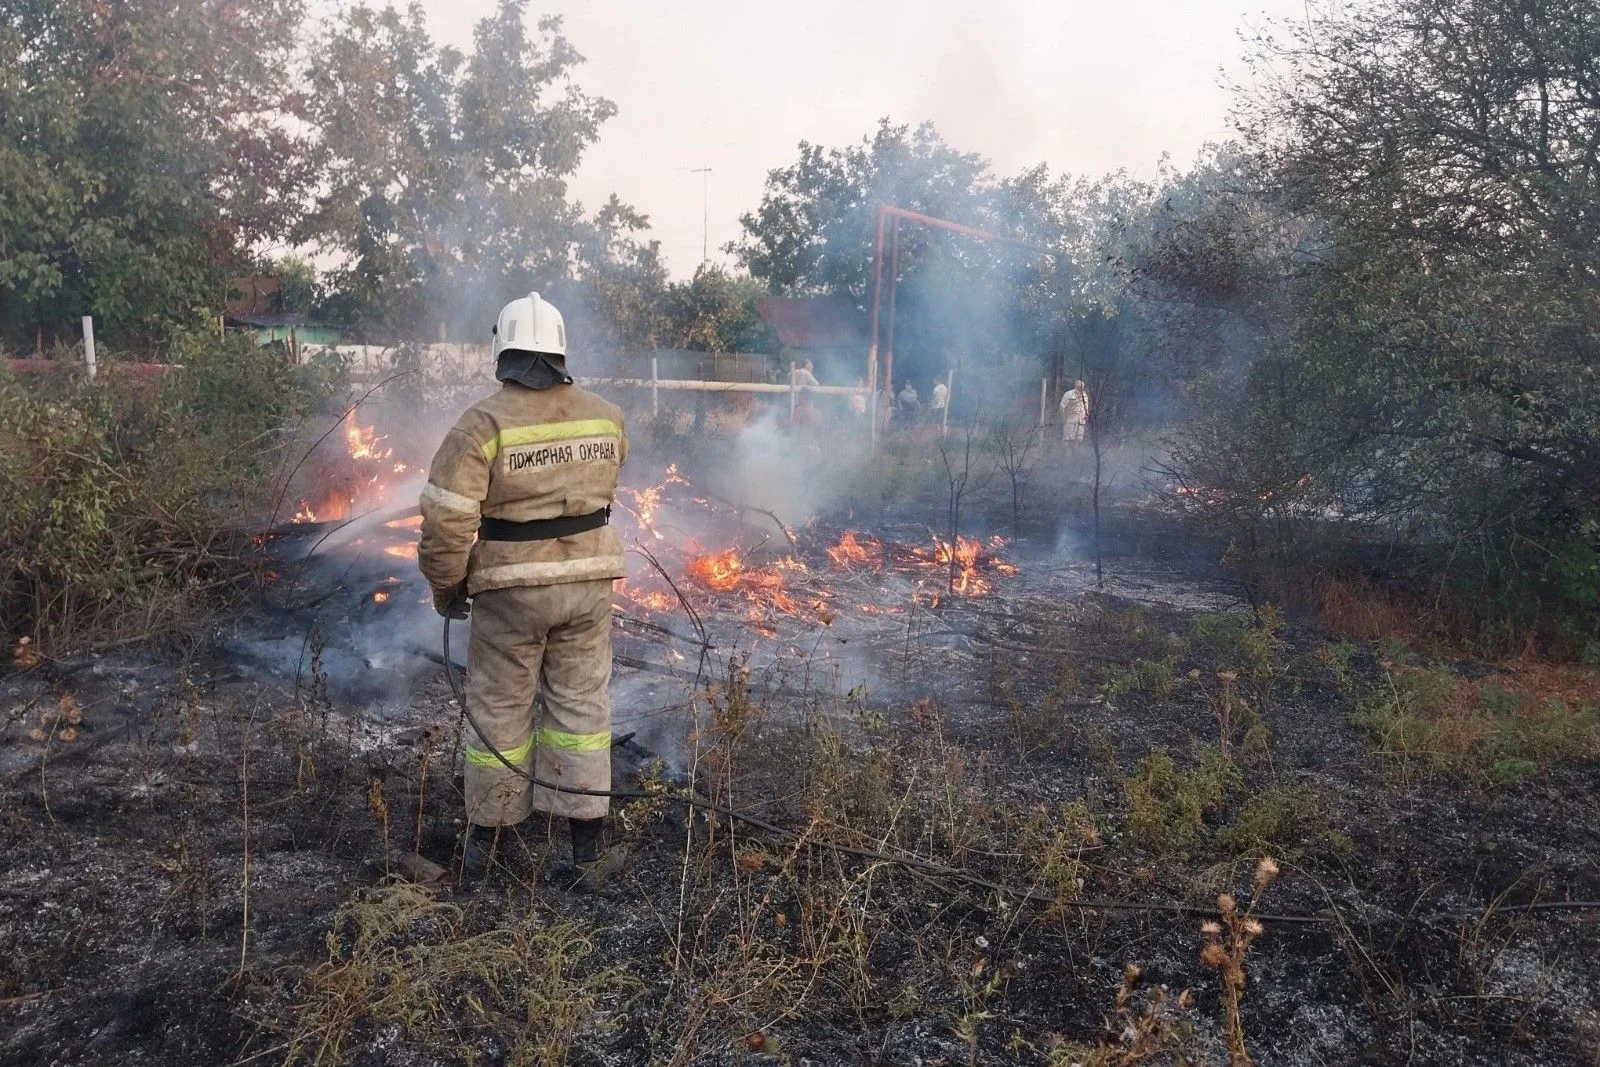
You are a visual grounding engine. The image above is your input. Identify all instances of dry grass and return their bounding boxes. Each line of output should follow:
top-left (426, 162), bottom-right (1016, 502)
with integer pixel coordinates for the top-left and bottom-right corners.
top-left (1199, 858), bottom-right (1280, 1067)
top-left (275, 880), bottom-right (638, 1067)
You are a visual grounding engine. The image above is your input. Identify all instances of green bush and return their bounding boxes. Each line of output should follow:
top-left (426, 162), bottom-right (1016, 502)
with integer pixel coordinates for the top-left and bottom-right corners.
top-left (0, 332), bottom-right (334, 645)
top-left (1355, 667), bottom-right (1600, 783)
top-left (1123, 748), bottom-right (1241, 851)
top-left (1102, 659), bottom-right (1177, 704)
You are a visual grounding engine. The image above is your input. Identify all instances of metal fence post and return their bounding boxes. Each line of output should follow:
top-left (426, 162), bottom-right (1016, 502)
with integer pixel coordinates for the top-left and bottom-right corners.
top-left (651, 354), bottom-right (659, 417)
top-left (82, 316), bottom-right (97, 379)
top-left (942, 369), bottom-right (954, 437)
top-left (1038, 377), bottom-right (1047, 444)
top-left (789, 361), bottom-right (797, 418)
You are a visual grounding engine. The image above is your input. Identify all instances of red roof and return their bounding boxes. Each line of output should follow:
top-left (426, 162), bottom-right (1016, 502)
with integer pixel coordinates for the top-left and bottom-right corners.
top-left (757, 296), bottom-right (867, 349)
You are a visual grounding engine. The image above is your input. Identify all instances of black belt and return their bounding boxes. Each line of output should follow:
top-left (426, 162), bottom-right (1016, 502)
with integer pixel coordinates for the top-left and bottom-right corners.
top-left (477, 507), bottom-right (610, 542)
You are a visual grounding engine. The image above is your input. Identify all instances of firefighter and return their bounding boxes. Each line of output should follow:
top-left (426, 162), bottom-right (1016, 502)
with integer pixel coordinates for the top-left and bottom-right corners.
top-left (417, 291), bottom-right (629, 889)
top-left (1060, 379), bottom-right (1089, 443)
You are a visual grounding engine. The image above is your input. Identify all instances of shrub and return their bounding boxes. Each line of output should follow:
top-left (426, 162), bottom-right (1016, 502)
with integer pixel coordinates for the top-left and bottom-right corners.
top-left (1103, 659), bottom-right (1177, 705)
top-left (278, 881), bottom-right (637, 1066)
top-left (0, 331), bottom-right (334, 645)
top-left (1215, 787), bottom-right (1319, 856)
top-left (1124, 748), bottom-right (1241, 851)
top-left (1356, 665), bottom-right (1600, 783)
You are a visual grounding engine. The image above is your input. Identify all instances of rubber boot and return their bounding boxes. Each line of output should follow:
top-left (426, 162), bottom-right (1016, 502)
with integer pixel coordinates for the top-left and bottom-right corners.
top-left (566, 817), bottom-right (624, 893)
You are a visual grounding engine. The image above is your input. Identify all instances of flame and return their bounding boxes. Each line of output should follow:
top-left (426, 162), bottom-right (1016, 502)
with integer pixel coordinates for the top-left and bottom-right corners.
top-left (687, 549), bottom-right (750, 592)
top-left (383, 543), bottom-right (417, 559)
top-left (289, 413), bottom-right (403, 524)
top-left (372, 591), bottom-right (390, 603)
top-left (827, 531), bottom-right (882, 568)
top-left (386, 515), bottom-right (424, 529)
top-left (344, 412), bottom-right (393, 461)
top-left (615, 463), bottom-right (690, 541)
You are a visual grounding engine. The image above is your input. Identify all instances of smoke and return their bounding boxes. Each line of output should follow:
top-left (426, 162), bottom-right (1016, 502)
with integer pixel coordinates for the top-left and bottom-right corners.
top-left (705, 407), bottom-right (851, 527)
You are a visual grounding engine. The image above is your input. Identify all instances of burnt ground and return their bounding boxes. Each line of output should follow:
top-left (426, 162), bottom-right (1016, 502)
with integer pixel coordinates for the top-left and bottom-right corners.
top-left (2, 443), bottom-right (1599, 1067)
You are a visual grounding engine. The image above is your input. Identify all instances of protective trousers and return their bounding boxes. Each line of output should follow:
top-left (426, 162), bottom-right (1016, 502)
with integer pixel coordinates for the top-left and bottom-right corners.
top-left (464, 579), bottom-right (614, 825)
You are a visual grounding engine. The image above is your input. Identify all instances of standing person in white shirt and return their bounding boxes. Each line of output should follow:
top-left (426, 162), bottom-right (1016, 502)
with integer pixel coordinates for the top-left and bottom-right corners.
top-left (930, 376), bottom-right (948, 423)
top-left (1059, 379), bottom-right (1089, 443)
top-left (792, 359), bottom-right (819, 388)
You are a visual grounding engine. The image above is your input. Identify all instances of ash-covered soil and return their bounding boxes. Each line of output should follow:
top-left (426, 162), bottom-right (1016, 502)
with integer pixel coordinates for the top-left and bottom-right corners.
top-left (3, 475), bottom-right (1598, 1066)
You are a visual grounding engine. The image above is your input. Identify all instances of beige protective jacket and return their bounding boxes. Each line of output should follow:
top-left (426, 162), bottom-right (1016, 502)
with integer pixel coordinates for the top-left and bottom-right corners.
top-left (418, 383), bottom-right (629, 605)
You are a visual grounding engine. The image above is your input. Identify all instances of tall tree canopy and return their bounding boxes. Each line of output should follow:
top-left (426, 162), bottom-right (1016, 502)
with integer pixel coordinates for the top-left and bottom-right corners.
top-left (733, 120), bottom-right (1118, 392)
top-left (1145, 0), bottom-right (1600, 642)
top-left (302, 1), bottom-right (634, 339)
top-left (0, 0), bottom-right (308, 346)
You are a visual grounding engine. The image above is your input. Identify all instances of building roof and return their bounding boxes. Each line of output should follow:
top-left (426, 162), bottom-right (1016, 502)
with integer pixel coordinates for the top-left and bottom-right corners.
top-left (757, 296), bottom-right (867, 349)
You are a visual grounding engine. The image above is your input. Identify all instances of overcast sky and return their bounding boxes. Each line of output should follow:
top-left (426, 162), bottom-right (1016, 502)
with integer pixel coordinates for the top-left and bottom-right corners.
top-left (404, 0), bottom-right (1310, 278)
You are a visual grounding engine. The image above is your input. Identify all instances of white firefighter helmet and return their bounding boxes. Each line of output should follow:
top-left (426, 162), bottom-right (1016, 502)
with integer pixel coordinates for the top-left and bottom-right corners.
top-left (492, 291), bottom-right (567, 360)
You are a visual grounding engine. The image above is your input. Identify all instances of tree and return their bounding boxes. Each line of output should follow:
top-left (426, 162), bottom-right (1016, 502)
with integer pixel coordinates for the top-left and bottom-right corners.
top-left (734, 121), bottom-right (1049, 389)
top-left (1146, 0), bottom-right (1600, 644)
top-left (0, 0), bottom-right (310, 347)
top-left (301, 1), bottom-right (626, 339)
top-left (662, 266), bottom-right (777, 354)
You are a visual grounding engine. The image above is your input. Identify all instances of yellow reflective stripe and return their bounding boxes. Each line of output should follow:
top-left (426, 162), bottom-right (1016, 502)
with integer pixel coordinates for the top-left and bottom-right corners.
top-left (481, 419), bottom-right (621, 462)
top-left (465, 735), bottom-right (534, 768)
top-left (463, 729), bottom-right (610, 766)
top-left (536, 728), bottom-right (611, 752)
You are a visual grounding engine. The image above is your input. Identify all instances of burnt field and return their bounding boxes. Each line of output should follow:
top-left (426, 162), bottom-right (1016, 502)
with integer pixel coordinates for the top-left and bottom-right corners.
top-left (2, 439), bottom-right (1599, 1067)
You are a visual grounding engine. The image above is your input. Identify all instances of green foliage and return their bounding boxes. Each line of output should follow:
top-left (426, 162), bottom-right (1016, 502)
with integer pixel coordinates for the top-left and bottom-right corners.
top-left (660, 265), bottom-right (776, 354)
top-left (301, 2), bottom-right (655, 343)
top-left (0, 335), bottom-right (331, 643)
top-left (250, 255), bottom-right (321, 316)
top-left (1316, 639), bottom-right (1359, 690)
top-left (1123, 748), bottom-right (1241, 851)
top-left (1356, 666), bottom-right (1600, 783)
top-left (0, 0), bottom-right (308, 346)
top-left (1157, 0), bottom-right (1600, 650)
top-left (1102, 659), bottom-right (1177, 705)
top-left (732, 119), bottom-right (1164, 398)
top-left (1016, 803), bottom-right (1099, 907)
top-left (1189, 608), bottom-right (1284, 680)
top-left (1215, 787), bottom-right (1319, 856)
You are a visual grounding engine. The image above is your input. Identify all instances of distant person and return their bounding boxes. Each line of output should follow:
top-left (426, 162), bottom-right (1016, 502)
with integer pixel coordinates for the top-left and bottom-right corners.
top-left (791, 388), bottom-right (823, 451)
top-left (1060, 379), bottom-right (1089, 443)
top-left (849, 378), bottom-right (867, 417)
top-left (898, 381), bottom-right (921, 420)
top-left (792, 360), bottom-right (819, 388)
top-left (930, 377), bottom-right (948, 421)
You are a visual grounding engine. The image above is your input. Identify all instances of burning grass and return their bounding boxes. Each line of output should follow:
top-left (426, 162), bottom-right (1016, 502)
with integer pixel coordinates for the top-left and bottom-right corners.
top-left (6, 558), bottom-right (1600, 1065)
top-left (289, 411), bottom-right (415, 525)
top-left (610, 466), bottom-right (1020, 628)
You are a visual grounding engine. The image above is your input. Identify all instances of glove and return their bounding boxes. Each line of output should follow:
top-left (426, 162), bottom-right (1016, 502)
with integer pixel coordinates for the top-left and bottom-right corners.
top-left (433, 582), bottom-right (470, 619)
